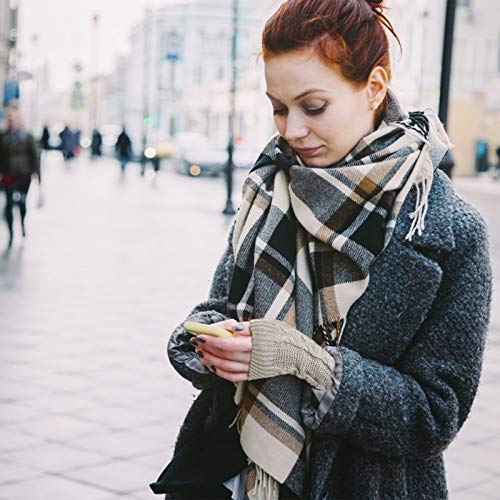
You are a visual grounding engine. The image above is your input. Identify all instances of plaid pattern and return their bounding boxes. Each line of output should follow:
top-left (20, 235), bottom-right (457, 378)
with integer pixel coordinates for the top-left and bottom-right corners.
top-left (228, 94), bottom-right (450, 498)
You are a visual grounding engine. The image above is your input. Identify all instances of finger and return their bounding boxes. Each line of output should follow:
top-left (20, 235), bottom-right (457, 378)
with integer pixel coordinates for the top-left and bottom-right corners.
top-left (197, 344), bottom-right (251, 363)
top-left (212, 366), bottom-right (248, 383)
top-left (196, 335), bottom-right (251, 352)
top-left (232, 321), bottom-right (252, 336)
top-left (197, 350), bottom-right (249, 373)
top-left (210, 319), bottom-right (238, 331)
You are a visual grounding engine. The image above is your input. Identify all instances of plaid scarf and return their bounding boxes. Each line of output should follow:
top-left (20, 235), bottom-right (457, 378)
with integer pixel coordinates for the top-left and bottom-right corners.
top-left (227, 92), bottom-right (450, 499)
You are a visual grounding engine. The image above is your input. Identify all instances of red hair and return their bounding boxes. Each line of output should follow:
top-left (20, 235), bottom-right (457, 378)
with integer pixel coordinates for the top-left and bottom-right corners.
top-left (262, 0), bottom-right (400, 119)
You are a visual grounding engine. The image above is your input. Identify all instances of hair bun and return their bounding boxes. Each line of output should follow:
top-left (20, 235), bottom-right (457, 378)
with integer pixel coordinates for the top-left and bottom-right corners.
top-left (366, 0), bottom-right (384, 8)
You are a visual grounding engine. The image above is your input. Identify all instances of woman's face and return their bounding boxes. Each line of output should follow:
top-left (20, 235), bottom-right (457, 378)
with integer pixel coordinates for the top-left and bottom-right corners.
top-left (264, 50), bottom-right (382, 167)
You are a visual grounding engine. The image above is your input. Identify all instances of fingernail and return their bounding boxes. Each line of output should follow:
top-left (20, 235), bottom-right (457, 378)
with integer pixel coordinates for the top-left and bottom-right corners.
top-left (189, 338), bottom-right (198, 345)
top-left (196, 350), bottom-right (204, 358)
top-left (197, 337), bottom-right (206, 343)
top-left (211, 365), bottom-right (217, 373)
top-left (233, 323), bottom-right (244, 332)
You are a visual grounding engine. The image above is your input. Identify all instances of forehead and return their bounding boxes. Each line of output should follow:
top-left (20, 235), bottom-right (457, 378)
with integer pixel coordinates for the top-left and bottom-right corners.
top-left (264, 50), bottom-right (346, 98)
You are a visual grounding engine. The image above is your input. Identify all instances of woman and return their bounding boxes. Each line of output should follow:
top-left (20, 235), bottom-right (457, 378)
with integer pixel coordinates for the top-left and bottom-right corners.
top-left (152, 1), bottom-right (491, 498)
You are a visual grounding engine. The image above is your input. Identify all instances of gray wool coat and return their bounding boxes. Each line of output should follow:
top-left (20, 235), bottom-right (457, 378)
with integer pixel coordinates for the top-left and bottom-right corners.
top-left (167, 170), bottom-right (491, 500)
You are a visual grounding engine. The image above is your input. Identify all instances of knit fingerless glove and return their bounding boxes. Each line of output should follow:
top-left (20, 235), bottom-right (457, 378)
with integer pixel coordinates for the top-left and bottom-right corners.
top-left (248, 319), bottom-right (335, 391)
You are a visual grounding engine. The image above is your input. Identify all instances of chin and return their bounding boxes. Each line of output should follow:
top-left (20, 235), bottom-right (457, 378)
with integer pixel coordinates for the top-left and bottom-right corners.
top-left (301, 155), bottom-right (337, 168)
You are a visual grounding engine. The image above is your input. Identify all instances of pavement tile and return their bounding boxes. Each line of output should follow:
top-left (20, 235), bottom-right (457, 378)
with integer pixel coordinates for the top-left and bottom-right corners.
top-left (0, 460), bottom-right (42, 485)
top-left (445, 459), bottom-right (496, 493)
top-left (130, 449), bottom-right (173, 470)
top-left (0, 428), bottom-right (44, 453)
top-left (474, 477), bottom-right (500, 498)
top-left (11, 414), bottom-right (106, 441)
top-left (6, 442), bottom-right (111, 473)
top-left (66, 430), bottom-right (167, 459)
top-left (62, 459), bottom-right (153, 495)
top-left (0, 401), bottom-right (47, 425)
top-left (445, 443), bottom-right (500, 475)
top-left (0, 474), bottom-right (116, 500)
top-left (447, 489), bottom-right (497, 499)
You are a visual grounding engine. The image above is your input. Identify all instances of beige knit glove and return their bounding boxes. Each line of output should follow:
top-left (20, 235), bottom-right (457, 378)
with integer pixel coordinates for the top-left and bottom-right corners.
top-left (248, 319), bottom-right (335, 391)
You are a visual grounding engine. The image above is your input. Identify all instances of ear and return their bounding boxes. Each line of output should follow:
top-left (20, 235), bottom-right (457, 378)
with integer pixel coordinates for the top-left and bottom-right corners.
top-left (366, 66), bottom-right (388, 111)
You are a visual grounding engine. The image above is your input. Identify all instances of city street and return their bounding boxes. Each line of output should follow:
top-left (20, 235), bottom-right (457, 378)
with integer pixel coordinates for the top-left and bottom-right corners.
top-left (0, 153), bottom-right (499, 499)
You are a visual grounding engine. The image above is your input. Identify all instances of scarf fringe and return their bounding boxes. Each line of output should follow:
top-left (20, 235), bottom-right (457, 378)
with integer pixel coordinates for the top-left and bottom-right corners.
top-left (405, 141), bottom-right (434, 241)
top-left (247, 462), bottom-right (280, 500)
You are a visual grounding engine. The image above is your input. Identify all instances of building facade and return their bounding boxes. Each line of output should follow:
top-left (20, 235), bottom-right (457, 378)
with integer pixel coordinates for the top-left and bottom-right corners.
top-left (388, 0), bottom-right (500, 174)
top-left (119, 0), bottom-right (277, 152)
top-left (0, 0), bottom-right (18, 112)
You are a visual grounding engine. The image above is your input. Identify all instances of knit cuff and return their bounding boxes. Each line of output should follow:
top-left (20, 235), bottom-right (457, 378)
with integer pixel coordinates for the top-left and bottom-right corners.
top-left (247, 319), bottom-right (281, 380)
top-left (248, 319), bottom-right (336, 390)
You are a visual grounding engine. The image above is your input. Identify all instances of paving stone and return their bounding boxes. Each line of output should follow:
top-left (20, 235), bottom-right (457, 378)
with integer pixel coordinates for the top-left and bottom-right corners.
top-left (11, 414), bottom-right (106, 441)
top-left (0, 428), bottom-right (44, 453)
top-left (0, 460), bottom-right (42, 485)
top-left (445, 459), bottom-right (496, 493)
top-left (0, 474), bottom-right (114, 500)
top-left (475, 478), bottom-right (500, 498)
top-left (67, 430), bottom-right (168, 459)
top-left (62, 459), bottom-right (153, 495)
top-left (6, 442), bottom-right (111, 473)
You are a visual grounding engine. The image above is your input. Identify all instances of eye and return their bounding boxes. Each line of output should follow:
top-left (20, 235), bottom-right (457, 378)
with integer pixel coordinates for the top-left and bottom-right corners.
top-left (273, 108), bottom-right (287, 116)
top-left (304, 103), bottom-right (328, 116)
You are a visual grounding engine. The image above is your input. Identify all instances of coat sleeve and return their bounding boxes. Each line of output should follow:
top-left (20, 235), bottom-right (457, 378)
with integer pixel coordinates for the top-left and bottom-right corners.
top-left (167, 226), bottom-right (235, 390)
top-left (305, 203), bottom-right (492, 460)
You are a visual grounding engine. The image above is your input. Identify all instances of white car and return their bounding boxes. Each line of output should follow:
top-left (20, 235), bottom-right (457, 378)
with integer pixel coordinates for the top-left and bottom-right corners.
top-left (172, 132), bottom-right (257, 177)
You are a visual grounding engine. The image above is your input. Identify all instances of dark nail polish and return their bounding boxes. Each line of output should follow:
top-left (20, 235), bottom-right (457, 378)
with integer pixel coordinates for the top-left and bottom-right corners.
top-left (189, 338), bottom-right (198, 345)
top-left (233, 323), bottom-right (244, 332)
top-left (197, 337), bottom-right (206, 343)
top-left (196, 351), bottom-right (204, 358)
top-left (211, 365), bottom-right (217, 373)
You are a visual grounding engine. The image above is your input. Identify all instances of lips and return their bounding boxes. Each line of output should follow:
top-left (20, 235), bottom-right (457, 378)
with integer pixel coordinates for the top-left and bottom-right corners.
top-left (294, 146), bottom-right (322, 158)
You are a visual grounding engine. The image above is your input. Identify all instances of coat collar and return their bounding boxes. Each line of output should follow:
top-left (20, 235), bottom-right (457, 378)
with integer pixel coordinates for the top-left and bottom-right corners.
top-left (393, 170), bottom-right (455, 253)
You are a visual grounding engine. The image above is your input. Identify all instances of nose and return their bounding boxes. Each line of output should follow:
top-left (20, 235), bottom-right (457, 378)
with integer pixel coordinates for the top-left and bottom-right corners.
top-left (283, 112), bottom-right (308, 142)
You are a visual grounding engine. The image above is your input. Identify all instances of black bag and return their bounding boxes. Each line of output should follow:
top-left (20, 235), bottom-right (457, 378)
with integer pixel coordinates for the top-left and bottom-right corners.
top-left (150, 421), bottom-right (247, 499)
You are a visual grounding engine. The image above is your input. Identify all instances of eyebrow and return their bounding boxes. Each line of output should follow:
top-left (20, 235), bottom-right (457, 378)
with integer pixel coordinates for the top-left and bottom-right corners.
top-left (266, 88), bottom-right (327, 101)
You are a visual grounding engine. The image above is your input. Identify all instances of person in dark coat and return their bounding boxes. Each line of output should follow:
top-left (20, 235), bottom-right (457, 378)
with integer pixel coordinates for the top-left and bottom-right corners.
top-left (90, 128), bottom-right (103, 160)
top-left (0, 102), bottom-right (41, 248)
top-left (152, 1), bottom-right (492, 499)
top-left (59, 125), bottom-right (75, 163)
top-left (40, 125), bottom-right (51, 151)
top-left (115, 127), bottom-right (133, 174)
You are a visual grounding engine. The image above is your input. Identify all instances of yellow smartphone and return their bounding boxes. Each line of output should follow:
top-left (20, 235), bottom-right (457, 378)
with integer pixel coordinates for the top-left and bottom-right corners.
top-left (183, 321), bottom-right (235, 338)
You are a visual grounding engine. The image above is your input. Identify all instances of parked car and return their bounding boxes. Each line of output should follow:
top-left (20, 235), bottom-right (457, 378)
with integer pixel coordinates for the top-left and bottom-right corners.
top-left (171, 132), bottom-right (258, 177)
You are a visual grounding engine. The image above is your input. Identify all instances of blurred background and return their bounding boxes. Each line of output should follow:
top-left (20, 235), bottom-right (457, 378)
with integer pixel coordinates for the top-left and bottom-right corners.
top-left (0, 1), bottom-right (499, 499)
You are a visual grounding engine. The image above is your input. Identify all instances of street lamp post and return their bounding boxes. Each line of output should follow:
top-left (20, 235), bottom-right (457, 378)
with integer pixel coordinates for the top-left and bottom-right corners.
top-left (438, 0), bottom-right (457, 128)
top-left (223, 0), bottom-right (239, 216)
top-left (91, 13), bottom-right (100, 129)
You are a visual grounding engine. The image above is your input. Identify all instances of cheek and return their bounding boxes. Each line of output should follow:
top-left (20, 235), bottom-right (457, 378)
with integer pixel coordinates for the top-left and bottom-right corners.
top-left (321, 103), bottom-right (371, 149)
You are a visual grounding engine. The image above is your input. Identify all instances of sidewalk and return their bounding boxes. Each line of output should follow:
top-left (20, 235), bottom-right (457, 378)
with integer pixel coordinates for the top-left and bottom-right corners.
top-left (0, 156), bottom-right (499, 499)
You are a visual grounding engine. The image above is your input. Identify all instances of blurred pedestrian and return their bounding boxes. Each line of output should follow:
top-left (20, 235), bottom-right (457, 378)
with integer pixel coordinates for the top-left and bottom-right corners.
top-left (115, 127), bottom-right (133, 175)
top-left (0, 101), bottom-right (41, 248)
top-left (59, 125), bottom-right (75, 164)
top-left (475, 138), bottom-right (489, 173)
top-left (153, 1), bottom-right (491, 499)
top-left (90, 128), bottom-right (103, 160)
top-left (74, 129), bottom-right (82, 157)
top-left (494, 144), bottom-right (500, 180)
top-left (40, 125), bottom-right (51, 151)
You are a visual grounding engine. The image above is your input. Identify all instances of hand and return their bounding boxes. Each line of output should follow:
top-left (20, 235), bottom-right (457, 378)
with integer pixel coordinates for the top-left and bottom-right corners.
top-left (192, 319), bottom-right (252, 383)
